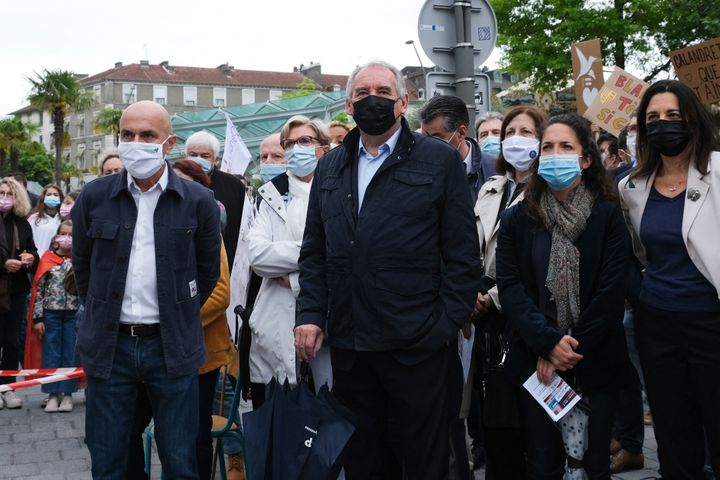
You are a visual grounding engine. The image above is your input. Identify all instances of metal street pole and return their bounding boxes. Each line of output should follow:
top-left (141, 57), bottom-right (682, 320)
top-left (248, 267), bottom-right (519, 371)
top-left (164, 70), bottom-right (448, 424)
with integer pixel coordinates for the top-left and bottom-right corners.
top-left (452, 1), bottom-right (476, 138)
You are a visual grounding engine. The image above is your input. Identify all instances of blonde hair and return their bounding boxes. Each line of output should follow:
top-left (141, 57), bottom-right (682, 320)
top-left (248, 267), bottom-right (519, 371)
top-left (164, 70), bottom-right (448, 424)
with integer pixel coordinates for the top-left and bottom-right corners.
top-left (280, 115), bottom-right (331, 146)
top-left (0, 177), bottom-right (32, 218)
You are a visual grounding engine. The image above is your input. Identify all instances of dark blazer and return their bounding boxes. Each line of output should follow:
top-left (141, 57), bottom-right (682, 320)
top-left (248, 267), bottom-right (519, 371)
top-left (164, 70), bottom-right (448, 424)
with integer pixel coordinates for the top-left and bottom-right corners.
top-left (0, 213), bottom-right (36, 294)
top-left (296, 118), bottom-right (482, 353)
top-left (72, 165), bottom-right (221, 379)
top-left (496, 199), bottom-right (633, 393)
top-left (208, 168), bottom-right (245, 271)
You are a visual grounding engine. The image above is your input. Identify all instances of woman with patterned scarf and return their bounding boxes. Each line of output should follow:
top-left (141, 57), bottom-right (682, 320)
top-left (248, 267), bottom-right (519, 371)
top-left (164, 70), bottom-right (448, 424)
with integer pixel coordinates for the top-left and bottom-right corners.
top-left (496, 113), bottom-right (634, 479)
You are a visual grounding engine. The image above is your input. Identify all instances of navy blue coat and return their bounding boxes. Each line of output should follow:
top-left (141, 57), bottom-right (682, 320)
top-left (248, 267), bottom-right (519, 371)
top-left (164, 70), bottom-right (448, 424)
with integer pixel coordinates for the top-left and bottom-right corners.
top-left (72, 165), bottom-right (221, 379)
top-left (496, 199), bottom-right (633, 393)
top-left (296, 119), bottom-right (482, 353)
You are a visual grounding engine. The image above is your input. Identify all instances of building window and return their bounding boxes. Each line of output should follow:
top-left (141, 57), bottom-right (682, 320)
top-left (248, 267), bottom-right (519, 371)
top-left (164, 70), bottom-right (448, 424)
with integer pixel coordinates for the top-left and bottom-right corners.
top-left (154, 85), bottom-right (167, 105)
top-left (418, 88), bottom-right (425, 100)
top-left (184, 86), bottom-right (197, 106)
top-left (77, 115), bottom-right (85, 136)
top-left (241, 88), bottom-right (255, 104)
top-left (493, 71), bottom-right (503, 83)
top-left (93, 85), bottom-right (102, 102)
top-left (213, 87), bottom-right (227, 107)
top-left (123, 83), bottom-right (136, 104)
top-left (269, 89), bottom-right (283, 101)
top-left (510, 73), bottom-right (520, 83)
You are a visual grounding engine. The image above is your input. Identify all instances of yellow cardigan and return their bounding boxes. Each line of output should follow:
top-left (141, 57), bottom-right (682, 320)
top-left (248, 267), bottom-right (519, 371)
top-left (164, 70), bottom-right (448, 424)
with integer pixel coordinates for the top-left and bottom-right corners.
top-left (199, 242), bottom-right (237, 375)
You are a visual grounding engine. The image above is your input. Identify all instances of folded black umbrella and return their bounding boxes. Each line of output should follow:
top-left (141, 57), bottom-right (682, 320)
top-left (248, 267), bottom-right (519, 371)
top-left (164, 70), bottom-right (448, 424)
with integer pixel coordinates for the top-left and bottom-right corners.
top-left (243, 376), bottom-right (355, 480)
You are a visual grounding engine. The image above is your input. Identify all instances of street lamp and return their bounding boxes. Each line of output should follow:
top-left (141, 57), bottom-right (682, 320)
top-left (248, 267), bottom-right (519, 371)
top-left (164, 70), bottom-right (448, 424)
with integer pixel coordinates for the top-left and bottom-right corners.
top-left (405, 39), bottom-right (426, 74)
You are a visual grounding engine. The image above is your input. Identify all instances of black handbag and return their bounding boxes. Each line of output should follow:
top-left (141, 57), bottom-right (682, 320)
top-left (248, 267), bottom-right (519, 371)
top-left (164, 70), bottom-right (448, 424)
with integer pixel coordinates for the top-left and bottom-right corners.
top-left (482, 331), bottom-right (522, 429)
top-left (0, 224), bottom-right (19, 314)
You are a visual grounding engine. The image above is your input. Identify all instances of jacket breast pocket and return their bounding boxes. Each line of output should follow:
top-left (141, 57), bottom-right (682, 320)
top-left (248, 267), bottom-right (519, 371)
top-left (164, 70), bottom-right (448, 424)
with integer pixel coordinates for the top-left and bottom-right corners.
top-left (89, 221), bottom-right (119, 270)
top-left (171, 225), bottom-right (198, 272)
top-left (320, 176), bottom-right (343, 220)
top-left (389, 170), bottom-right (434, 218)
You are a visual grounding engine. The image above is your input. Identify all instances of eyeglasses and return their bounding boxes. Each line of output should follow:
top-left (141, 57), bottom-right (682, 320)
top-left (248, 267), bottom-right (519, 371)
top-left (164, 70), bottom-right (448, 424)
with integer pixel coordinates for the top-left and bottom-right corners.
top-left (0, 192), bottom-right (14, 198)
top-left (280, 136), bottom-right (319, 150)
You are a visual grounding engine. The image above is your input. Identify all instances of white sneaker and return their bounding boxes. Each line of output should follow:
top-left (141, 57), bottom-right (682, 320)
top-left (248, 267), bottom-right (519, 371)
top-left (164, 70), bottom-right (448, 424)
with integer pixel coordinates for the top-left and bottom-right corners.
top-left (3, 391), bottom-right (22, 409)
top-left (58, 395), bottom-right (73, 412)
top-left (45, 394), bottom-right (60, 413)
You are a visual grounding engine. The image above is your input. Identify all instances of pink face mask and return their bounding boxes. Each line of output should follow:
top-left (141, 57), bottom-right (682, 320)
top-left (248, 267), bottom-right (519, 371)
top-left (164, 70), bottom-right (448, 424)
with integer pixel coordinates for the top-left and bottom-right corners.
top-left (0, 197), bottom-right (14, 213)
top-left (55, 235), bottom-right (72, 251)
top-left (60, 203), bottom-right (73, 219)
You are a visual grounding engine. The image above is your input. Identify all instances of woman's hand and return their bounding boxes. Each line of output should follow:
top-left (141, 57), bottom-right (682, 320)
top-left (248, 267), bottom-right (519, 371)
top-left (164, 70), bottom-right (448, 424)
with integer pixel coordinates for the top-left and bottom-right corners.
top-left (33, 322), bottom-right (45, 337)
top-left (536, 357), bottom-right (555, 385)
top-left (273, 275), bottom-right (291, 288)
top-left (4, 259), bottom-right (22, 273)
top-left (549, 335), bottom-right (583, 371)
top-left (19, 252), bottom-right (34, 268)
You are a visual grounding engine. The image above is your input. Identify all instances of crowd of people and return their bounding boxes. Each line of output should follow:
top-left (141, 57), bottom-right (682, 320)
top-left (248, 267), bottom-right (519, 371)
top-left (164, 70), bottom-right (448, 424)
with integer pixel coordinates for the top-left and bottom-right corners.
top-left (0, 59), bottom-right (717, 480)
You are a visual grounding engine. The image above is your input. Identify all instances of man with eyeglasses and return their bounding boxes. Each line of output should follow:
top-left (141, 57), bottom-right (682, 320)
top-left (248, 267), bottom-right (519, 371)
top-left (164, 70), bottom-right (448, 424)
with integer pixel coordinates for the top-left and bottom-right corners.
top-left (294, 61), bottom-right (481, 478)
top-left (72, 100), bottom-right (221, 479)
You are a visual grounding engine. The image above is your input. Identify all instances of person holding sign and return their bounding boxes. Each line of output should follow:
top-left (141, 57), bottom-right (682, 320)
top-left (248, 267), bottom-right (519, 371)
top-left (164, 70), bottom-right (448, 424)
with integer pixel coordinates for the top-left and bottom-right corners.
top-left (618, 79), bottom-right (720, 479)
top-left (496, 113), bottom-right (633, 479)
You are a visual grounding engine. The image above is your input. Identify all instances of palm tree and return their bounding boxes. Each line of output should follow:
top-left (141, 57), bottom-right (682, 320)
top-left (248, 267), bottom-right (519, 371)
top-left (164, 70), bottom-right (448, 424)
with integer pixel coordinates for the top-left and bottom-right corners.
top-left (94, 107), bottom-right (123, 145)
top-left (0, 117), bottom-right (38, 174)
top-left (27, 69), bottom-right (94, 184)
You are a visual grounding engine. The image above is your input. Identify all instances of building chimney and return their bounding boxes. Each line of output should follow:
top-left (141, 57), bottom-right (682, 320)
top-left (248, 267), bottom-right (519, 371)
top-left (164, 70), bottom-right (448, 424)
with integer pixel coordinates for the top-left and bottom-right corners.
top-left (160, 60), bottom-right (173, 72)
top-left (140, 60), bottom-right (150, 67)
top-left (299, 63), bottom-right (322, 87)
top-left (217, 63), bottom-right (234, 76)
top-left (115, 62), bottom-right (123, 68)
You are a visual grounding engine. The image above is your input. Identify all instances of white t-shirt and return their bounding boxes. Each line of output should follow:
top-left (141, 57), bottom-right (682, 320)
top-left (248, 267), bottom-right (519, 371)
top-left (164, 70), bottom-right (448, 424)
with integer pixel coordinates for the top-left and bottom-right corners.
top-left (28, 213), bottom-right (61, 257)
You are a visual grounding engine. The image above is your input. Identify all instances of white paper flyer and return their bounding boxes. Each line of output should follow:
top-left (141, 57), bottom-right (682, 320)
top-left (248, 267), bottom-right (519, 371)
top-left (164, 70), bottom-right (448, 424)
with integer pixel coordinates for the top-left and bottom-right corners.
top-left (523, 371), bottom-right (581, 422)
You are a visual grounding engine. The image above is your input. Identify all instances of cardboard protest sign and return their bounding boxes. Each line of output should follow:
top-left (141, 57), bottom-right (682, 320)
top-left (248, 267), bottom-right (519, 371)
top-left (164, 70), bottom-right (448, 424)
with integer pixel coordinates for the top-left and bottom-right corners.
top-left (571, 39), bottom-right (604, 115)
top-left (583, 67), bottom-right (648, 137)
top-left (671, 37), bottom-right (720, 105)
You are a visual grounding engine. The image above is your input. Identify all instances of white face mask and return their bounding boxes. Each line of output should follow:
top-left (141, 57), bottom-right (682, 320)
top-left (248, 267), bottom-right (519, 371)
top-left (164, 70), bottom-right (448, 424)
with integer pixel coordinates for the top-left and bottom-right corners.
top-left (118, 138), bottom-right (170, 179)
top-left (501, 135), bottom-right (539, 172)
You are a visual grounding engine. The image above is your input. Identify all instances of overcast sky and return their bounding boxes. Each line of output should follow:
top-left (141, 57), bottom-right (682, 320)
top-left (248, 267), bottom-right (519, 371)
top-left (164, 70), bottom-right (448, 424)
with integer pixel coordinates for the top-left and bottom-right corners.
top-left (1, 0), bottom-right (502, 117)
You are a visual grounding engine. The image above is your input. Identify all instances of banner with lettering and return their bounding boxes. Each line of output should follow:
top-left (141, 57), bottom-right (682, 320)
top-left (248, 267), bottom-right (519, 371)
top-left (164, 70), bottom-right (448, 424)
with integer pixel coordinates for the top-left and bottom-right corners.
top-left (583, 67), bottom-right (648, 137)
top-left (671, 37), bottom-right (720, 105)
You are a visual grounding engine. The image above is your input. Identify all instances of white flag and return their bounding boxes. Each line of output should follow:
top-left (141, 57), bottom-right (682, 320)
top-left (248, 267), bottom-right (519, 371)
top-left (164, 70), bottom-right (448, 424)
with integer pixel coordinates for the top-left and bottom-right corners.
top-left (220, 113), bottom-right (252, 175)
top-left (226, 191), bottom-right (257, 341)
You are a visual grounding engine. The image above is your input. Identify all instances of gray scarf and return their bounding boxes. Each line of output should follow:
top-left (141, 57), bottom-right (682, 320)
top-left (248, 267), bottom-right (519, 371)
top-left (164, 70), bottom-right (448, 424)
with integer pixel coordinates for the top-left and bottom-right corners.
top-left (538, 182), bottom-right (594, 332)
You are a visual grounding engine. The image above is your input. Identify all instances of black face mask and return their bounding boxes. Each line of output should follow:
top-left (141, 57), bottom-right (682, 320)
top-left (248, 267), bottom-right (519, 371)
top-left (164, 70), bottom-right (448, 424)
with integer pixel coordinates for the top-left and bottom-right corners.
top-left (646, 120), bottom-right (690, 157)
top-left (352, 95), bottom-right (399, 136)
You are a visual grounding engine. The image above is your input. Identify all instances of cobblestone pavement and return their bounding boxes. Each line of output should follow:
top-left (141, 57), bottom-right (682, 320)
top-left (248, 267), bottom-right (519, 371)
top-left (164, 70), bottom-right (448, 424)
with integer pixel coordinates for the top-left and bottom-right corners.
top-left (1, 386), bottom-right (663, 480)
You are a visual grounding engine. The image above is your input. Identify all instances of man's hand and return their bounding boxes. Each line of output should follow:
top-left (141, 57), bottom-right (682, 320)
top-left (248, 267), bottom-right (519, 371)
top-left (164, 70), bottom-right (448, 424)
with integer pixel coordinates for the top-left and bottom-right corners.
top-left (274, 275), bottom-right (291, 289)
top-left (33, 322), bottom-right (45, 338)
top-left (294, 324), bottom-right (324, 361)
top-left (536, 357), bottom-right (555, 385)
top-left (4, 259), bottom-right (22, 273)
top-left (549, 335), bottom-right (583, 371)
top-left (472, 292), bottom-right (493, 319)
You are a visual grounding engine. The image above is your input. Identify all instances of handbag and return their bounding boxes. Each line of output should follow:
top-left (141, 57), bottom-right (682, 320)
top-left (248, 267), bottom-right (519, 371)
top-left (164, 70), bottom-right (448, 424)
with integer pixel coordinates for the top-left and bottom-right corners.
top-left (482, 330), bottom-right (522, 429)
top-left (0, 223), bottom-right (19, 314)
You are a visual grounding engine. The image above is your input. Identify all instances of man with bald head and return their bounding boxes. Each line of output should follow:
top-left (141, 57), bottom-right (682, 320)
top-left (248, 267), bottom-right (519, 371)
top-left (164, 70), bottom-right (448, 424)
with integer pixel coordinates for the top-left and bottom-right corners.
top-left (72, 100), bottom-right (221, 479)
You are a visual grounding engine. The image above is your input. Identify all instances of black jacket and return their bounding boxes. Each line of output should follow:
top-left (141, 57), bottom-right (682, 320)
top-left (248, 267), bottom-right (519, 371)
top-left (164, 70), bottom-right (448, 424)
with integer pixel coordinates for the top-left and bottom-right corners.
top-left (466, 138), bottom-right (496, 204)
top-left (209, 168), bottom-right (245, 272)
top-left (296, 119), bottom-right (482, 353)
top-left (496, 199), bottom-right (633, 394)
top-left (1, 213), bottom-right (38, 295)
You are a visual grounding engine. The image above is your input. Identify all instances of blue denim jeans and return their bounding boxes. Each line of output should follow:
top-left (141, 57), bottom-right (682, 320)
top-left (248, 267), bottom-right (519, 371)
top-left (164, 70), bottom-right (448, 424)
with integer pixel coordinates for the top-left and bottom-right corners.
top-left (85, 332), bottom-right (199, 480)
top-left (41, 309), bottom-right (78, 394)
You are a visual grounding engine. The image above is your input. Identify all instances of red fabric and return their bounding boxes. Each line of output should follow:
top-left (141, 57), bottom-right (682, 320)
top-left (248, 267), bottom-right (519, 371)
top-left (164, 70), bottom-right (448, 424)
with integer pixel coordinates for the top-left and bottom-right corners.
top-left (23, 250), bottom-right (65, 378)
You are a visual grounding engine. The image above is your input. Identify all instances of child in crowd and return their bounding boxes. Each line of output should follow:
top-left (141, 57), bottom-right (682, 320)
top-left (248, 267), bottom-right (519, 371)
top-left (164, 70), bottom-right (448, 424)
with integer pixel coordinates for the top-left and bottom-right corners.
top-left (29, 220), bottom-right (79, 412)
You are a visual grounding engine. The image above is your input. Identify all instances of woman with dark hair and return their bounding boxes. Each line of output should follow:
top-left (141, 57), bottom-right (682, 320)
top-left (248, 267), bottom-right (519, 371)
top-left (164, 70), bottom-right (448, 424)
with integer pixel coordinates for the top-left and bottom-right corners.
top-left (496, 113), bottom-right (632, 479)
top-left (28, 184), bottom-right (63, 257)
top-left (0, 178), bottom-right (38, 410)
top-left (471, 105), bottom-right (546, 478)
top-left (619, 79), bottom-right (720, 478)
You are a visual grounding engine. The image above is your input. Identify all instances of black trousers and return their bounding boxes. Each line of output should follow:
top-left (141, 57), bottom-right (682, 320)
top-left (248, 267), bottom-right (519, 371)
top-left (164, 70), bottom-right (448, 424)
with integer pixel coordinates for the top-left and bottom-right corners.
top-left (332, 344), bottom-right (459, 480)
top-left (636, 303), bottom-right (720, 479)
top-left (126, 369), bottom-right (220, 480)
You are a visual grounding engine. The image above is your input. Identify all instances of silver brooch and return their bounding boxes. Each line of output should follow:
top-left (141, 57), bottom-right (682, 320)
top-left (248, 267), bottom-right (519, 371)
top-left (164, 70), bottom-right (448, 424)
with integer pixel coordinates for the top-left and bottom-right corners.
top-left (687, 188), bottom-right (701, 202)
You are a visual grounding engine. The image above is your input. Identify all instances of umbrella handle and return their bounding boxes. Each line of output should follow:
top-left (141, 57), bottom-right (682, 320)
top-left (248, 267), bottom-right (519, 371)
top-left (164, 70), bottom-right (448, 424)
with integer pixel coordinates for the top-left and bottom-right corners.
top-left (299, 361), bottom-right (310, 384)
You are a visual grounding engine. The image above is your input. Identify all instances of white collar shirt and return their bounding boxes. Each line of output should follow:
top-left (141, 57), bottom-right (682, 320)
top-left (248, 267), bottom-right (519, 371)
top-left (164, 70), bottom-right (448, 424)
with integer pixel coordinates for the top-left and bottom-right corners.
top-left (120, 166), bottom-right (168, 325)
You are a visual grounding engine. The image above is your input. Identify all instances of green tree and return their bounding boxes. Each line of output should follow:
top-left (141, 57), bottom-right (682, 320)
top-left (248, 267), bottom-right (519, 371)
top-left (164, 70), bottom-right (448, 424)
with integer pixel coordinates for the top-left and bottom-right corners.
top-left (18, 144), bottom-right (54, 186)
top-left (280, 77), bottom-right (320, 99)
top-left (0, 117), bottom-right (38, 174)
top-left (94, 107), bottom-right (123, 145)
top-left (27, 69), bottom-right (94, 184)
top-left (331, 111), bottom-right (352, 125)
top-left (491, 0), bottom-right (720, 93)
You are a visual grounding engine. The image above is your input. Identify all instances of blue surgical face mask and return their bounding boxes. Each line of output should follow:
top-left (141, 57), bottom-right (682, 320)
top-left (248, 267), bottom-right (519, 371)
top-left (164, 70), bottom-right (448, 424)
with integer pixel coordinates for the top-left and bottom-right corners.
top-left (537, 154), bottom-right (582, 191)
top-left (259, 163), bottom-right (287, 183)
top-left (286, 145), bottom-right (318, 177)
top-left (480, 136), bottom-right (501, 157)
top-left (44, 196), bottom-right (61, 209)
top-left (187, 155), bottom-right (213, 173)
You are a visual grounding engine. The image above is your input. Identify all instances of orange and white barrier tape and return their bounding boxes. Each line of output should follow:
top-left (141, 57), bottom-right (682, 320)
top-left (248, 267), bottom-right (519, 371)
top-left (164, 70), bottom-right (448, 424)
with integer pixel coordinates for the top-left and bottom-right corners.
top-left (0, 367), bottom-right (84, 377)
top-left (0, 371), bottom-right (86, 393)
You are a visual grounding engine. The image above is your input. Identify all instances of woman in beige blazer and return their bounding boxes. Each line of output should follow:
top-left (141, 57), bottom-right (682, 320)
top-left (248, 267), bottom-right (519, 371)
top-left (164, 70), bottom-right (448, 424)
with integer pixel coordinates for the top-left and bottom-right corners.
top-left (470, 105), bottom-right (546, 479)
top-left (618, 79), bottom-right (720, 479)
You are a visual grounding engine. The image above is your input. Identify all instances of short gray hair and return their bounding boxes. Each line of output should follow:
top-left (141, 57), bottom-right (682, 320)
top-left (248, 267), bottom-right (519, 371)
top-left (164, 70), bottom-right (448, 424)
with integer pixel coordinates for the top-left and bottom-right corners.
top-left (280, 115), bottom-right (331, 146)
top-left (474, 111), bottom-right (504, 132)
top-left (346, 61), bottom-right (406, 99)
top-left (185, 130), bottom-right (221, 159)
